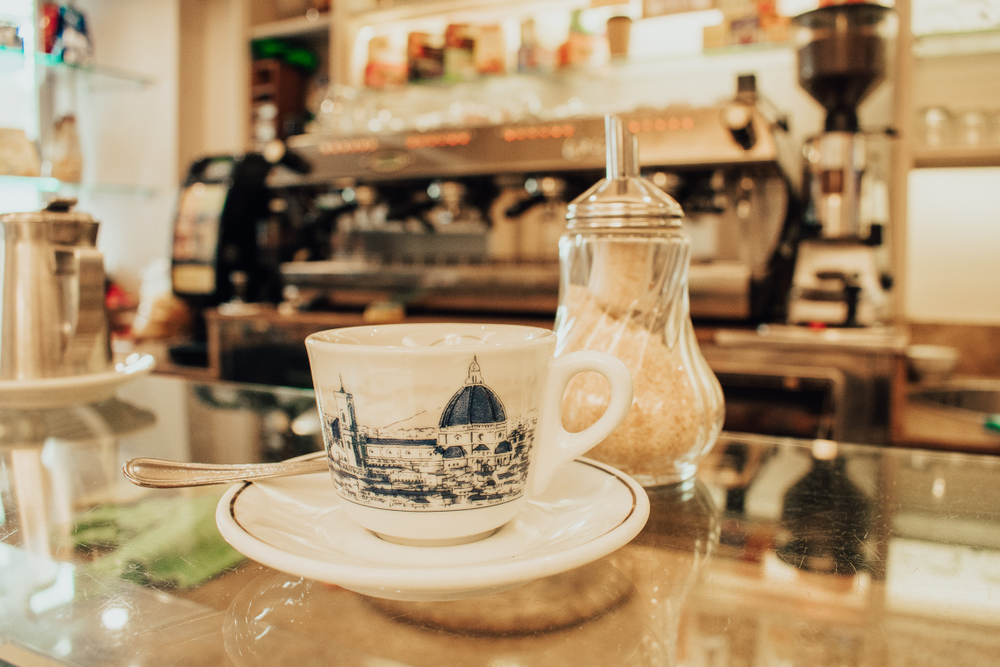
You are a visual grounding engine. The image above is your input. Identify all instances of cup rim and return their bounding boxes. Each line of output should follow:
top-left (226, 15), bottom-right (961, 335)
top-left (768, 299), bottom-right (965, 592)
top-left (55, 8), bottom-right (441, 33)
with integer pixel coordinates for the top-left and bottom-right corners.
top-left (305, 322), bottom-right (556, 351)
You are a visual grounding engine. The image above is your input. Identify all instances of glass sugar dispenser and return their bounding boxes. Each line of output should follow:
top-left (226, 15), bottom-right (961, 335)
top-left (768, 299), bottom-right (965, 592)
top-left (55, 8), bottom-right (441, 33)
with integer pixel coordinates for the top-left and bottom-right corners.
top-left (555, 116), bottom-right (725, 486)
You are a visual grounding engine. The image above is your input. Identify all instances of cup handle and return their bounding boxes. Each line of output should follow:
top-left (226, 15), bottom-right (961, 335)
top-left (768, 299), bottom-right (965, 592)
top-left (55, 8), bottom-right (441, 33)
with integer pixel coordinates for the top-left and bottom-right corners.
top-left (529, 351), bottom-right (633, 496)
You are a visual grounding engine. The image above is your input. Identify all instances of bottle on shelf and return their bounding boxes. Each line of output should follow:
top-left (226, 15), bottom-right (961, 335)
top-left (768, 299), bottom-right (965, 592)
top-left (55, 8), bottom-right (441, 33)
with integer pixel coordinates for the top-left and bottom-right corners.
top-left (557, 10), bottom-right (596, 69)
top-left (364, 36), bottom-right (406, 89)
top-left (45, 114), bottom-right (83, 183)
top-left (443, 23), bottom-right (476, 82)
top-left (517, 18), bottom-right (555, 74)
top-left (406, 32), bottom-right (444, 82)
top-left (474, 24), bottom-right (505, 76)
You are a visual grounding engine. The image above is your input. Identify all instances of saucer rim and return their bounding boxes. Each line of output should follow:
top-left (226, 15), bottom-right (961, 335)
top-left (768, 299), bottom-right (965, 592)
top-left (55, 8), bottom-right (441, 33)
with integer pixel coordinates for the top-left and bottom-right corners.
top-left (216, 457), bottom-right (650, 596)
top-left (0, 353), bottom-right (156, 409)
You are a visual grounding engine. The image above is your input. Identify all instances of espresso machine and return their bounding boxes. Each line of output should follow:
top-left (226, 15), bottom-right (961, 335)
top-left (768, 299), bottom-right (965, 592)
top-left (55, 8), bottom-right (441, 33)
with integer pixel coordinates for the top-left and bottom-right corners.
top-left (787, 2), bottom-right (896, 327)
top-left (270, 75), bottom-right (801, 325)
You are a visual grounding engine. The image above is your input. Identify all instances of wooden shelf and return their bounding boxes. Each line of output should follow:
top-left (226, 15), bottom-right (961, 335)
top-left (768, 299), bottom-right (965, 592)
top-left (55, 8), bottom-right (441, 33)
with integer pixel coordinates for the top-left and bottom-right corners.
top-left (913, 146), bottom-right (1000, 169)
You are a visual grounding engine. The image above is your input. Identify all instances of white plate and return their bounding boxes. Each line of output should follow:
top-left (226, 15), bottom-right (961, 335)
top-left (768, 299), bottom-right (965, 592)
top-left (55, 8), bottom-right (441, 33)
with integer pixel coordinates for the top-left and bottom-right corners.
top-left (216, 456), bottom-right (650, 601)
top-left (0, 353), bottom-right (155, 409)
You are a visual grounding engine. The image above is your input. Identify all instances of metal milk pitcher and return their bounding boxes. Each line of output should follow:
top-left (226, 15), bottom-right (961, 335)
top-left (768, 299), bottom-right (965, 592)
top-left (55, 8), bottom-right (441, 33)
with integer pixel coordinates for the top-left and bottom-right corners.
top-left (0, 199), bottom-right (111, 380)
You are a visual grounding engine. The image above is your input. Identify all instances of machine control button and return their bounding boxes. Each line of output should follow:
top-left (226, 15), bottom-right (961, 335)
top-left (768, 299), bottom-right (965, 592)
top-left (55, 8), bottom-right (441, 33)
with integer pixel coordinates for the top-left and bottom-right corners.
top-left (722, 102), bottom-right (757, 150)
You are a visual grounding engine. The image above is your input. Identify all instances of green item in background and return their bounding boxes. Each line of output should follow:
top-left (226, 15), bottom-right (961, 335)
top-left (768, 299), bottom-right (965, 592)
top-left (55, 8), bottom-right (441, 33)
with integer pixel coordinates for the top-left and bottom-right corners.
top-left (985, 414), bottom-right (1000, 433)
top-left (73, 493), bottom-right (245, 589)
top-left (252, 38), bottom-right (318, 72)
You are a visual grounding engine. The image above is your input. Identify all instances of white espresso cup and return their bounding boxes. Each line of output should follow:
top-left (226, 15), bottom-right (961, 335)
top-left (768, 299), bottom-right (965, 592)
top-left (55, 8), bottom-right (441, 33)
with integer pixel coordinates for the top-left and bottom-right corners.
top-left (305, 323), bottom-right (633, 547)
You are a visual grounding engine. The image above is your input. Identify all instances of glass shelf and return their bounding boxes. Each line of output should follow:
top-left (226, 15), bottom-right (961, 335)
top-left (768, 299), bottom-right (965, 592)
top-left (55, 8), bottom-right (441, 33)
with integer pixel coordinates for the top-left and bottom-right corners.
top-left (311, 37), bottom-right (797, 140)
top-left (251, 11), bottom-right (331, 41)
top-left (337, 0), bottom-right (787, 89)
top-left (363, 39), bottom-right (792, 94)
top-left (0, 45), bottom-right (154, 89)
top-left (343, 0), bottom-right (588, 24)
top-left (0, 174), bottom-right (155, 198)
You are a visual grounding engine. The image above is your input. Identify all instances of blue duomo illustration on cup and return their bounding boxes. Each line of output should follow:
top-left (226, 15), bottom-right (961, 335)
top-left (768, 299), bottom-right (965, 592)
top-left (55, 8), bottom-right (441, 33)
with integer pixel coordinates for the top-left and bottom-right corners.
top-left (323, 357), bottom-right (536, 511)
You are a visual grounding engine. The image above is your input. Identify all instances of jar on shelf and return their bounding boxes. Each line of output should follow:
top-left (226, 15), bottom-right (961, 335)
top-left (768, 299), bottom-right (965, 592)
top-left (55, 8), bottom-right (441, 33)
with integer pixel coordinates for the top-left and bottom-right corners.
top-left (555, 116), bottom-right (724, 486)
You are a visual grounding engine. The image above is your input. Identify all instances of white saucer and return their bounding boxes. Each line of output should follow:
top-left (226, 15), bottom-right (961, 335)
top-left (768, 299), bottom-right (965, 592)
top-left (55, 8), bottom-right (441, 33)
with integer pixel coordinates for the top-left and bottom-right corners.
top-left (216, 456), bottom-right (650, 601)
top-left (0, 353), bottom-right (155, 409)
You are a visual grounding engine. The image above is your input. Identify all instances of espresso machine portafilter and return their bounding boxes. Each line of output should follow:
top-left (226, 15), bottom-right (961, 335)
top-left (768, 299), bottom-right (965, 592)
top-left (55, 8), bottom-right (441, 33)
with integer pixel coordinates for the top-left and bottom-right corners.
top-left (788, 2), bottom-right (896, 327)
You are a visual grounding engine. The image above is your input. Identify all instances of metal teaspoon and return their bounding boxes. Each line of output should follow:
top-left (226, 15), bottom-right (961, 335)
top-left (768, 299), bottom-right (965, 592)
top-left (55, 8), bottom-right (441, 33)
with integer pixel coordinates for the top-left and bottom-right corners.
top-left (123, 453), bottom-right (328, 488)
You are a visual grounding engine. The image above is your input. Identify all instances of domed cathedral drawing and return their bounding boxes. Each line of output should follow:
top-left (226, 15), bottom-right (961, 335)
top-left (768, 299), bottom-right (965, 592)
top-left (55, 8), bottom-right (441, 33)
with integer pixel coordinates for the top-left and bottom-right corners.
top-left (323, 357), bottom-right (536, 511)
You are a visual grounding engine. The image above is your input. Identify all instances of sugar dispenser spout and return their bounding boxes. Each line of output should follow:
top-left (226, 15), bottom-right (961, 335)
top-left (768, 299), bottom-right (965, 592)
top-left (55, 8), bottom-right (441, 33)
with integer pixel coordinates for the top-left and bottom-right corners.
top-left (604, 115), bottom-right (639, 183)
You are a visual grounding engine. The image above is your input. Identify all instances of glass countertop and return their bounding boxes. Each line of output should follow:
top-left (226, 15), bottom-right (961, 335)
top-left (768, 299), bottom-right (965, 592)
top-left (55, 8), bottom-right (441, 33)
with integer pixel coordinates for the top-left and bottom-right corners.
top-left (1, 374), bottom-right (999, 666)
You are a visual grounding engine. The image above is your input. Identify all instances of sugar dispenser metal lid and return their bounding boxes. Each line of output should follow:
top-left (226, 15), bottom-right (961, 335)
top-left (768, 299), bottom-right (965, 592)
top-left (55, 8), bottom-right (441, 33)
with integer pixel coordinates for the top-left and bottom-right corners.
top-left (565, 115), bottom-right (683, 228)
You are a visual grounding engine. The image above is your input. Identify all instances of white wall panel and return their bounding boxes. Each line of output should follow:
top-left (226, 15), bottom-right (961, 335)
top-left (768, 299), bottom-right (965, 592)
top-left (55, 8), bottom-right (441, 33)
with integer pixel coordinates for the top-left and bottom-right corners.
top-left (75, 0), bottom-right (180, 294)
top-left (906, 167), bottom-right (1000, 324)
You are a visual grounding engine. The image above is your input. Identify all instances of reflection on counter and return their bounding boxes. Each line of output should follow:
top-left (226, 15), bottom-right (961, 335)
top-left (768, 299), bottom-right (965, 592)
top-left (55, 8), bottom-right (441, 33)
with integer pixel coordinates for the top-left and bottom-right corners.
top-left (224, 561), bottom-right (648, 666)
top-left (219, 479), bottom-right (719, 667)
top-left (688, 433), bottom-right (1000, 666)
top-left (5, 374), bottom-right (1000, 666)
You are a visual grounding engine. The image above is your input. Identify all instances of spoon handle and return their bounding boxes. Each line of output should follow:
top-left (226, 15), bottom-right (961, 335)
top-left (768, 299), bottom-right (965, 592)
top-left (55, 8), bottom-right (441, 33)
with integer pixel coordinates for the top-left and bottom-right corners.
top-left (123, 455), bottom-right (328, 488)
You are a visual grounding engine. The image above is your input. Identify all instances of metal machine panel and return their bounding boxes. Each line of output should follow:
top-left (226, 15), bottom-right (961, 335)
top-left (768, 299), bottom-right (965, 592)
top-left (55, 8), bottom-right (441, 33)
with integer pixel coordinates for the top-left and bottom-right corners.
top-left (274, 106), bottom-right (783, 186)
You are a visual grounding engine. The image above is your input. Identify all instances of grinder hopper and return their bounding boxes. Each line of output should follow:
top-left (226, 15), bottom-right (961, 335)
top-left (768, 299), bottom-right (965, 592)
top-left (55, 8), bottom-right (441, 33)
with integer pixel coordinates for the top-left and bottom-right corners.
top-left (795, 2), bottom-right (893, 134)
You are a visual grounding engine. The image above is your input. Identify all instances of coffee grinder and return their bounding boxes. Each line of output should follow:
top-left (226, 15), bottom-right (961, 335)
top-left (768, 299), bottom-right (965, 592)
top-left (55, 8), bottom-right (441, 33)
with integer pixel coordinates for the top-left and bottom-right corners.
top-left (787, 2), bottom-right (896, 327)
